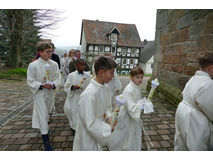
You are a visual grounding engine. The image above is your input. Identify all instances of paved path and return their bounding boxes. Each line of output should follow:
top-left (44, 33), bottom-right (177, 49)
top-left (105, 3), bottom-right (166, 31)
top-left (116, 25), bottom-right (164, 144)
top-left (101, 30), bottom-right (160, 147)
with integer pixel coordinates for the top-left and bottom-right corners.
top-left (0, 77), bottom-right (176, 151)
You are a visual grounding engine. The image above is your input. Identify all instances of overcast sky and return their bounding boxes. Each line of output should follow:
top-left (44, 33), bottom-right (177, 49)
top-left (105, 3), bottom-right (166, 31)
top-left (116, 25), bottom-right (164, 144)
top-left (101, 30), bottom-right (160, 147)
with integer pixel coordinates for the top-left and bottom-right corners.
top-left (2, 0), bottom-right (212, 48)
top-left (44, 1), bottom-right (157, 47)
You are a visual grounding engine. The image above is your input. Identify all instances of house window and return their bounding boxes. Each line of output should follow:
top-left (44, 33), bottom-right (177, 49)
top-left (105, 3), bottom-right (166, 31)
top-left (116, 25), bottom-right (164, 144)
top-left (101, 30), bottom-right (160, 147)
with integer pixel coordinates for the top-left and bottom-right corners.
top-left (131, 48), bottom-right (136, 57)
top-left (116, 58), bottom-right (121, 64)
top-left (89, 45), bottom-right (93, 51)
top-left (151, 63), bottom-right (154, 69)
top-left (130, 59), bottom-right (134, 65)
top-left (105, 46), bottom-right (110, 52)
top-left (136, 48), bottom-right (139, 53)
top-left (135, 59), bottom-right (138, 64)
top-left (94, 46), bottom-right (98, 51)
top-left (122, 58), bottom-right (127, 65)
top-left (127, 53), bottom-right (130, 57)
top-left (117, 47), bottom-right (121, 52)
top-left (111, 33), bottom-right (117, 41)
top-left (121, 48), bottom-right (127, 56)
top-left (121, 70), bottom-right (126, 74)
top-left (99, 46), bottom-right (104, 53)
top-left (112, 47), bottom-right (115, 53)
top-left (127, 48), bottom-right (131, 53)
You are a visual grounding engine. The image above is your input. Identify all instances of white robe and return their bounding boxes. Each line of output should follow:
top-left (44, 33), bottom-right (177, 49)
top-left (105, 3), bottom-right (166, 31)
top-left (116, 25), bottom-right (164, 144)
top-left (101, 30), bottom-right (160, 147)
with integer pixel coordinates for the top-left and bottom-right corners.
top-left (73, 79), bottom-right (112, 151)
top-left (60, 57), bottom-right (67, 86)
top-left (107, 69), bottom-right (122, 96)
top-left (64, 70), bottom-right (90, 130)
top-left (64, 57), bottom-right (73, 74)
top-left (109, 80), bottom-right (142, 151)
top-left (174, 71), bottom-right (213, 151)
top-left (27, 58), bottom-right (61, 134)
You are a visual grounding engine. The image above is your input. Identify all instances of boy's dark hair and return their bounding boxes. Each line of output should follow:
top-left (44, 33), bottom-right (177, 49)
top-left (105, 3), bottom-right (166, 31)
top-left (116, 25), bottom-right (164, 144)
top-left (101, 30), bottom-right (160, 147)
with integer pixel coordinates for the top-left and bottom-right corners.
top-left (130, 66), bottom-right (144, 77)
top-left (94, 56), bottom-right (117, 74)
top-left (49, 42), bottom-right (55, 49)
top-left (37, 42), bottom-right (52, 52)
top-left (199, 53), bottom-right (213, 69)
top-left (76, 58), bottom-right (86, 65)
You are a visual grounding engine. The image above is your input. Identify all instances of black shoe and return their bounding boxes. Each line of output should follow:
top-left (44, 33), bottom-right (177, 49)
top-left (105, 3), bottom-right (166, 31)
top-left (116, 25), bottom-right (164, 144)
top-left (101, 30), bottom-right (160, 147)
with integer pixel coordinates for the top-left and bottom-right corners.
top-left (42, 134), bottom-right (53, 151)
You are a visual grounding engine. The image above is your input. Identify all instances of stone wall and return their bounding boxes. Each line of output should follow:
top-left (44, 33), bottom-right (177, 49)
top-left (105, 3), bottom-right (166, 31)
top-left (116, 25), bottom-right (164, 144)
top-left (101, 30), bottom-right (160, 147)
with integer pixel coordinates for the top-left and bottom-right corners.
top-left (147, 9), bottom-right (213, 106)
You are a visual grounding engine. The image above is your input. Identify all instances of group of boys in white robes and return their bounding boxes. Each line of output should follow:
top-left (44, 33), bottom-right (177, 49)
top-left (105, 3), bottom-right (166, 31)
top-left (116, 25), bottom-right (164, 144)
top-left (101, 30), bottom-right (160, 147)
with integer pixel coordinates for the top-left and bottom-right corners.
top-left (27, 41), bottom-right (213, 151)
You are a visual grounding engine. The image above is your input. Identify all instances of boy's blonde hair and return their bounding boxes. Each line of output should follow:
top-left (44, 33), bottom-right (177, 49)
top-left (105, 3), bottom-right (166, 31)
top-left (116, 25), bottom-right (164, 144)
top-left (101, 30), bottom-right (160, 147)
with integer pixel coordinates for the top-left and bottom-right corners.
top-left (130, 66), bottom-right (144, 77)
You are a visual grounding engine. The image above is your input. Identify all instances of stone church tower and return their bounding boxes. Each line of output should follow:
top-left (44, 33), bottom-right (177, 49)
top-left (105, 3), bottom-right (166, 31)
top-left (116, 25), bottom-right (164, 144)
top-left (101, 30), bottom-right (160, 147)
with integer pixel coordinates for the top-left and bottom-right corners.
top-left (148, 9), bottom-right (213, 106)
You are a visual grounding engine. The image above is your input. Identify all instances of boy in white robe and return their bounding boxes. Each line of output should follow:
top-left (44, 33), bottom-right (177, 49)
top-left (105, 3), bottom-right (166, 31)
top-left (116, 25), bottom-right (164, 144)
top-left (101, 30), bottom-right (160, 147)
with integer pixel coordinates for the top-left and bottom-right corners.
top-left (64, 59), bottom-right (90, 130)
top-left (91, 53), bottom-right (122, 95)
top-left (73, 56), bottom-right (117, 151)
top-left (109, 66), bottom-right (144, 151)
top-left (174, 53), bottom-right (213, 151)
top-left (27, 42), bottom-right (61, 151)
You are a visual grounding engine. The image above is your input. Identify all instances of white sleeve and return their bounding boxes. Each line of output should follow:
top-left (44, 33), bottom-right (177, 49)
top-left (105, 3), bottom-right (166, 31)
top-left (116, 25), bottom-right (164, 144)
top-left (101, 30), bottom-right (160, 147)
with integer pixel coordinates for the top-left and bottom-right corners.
top-left (27, 63), bottom-right (42, 95)
top-left (52, 63), bottom-right (61, 89)
top-left (64, 74), bottom-right (74, 97)
top-left (125, 93), bottom-right (141, 121)
top-left (196, 80), bottom-right (213, 121)
top-left (64, 59), bottom-right (70, 74)
top-left (79, 92), bottom-right (112, 146)
top-left (114, 76), bottom-right (122, 91)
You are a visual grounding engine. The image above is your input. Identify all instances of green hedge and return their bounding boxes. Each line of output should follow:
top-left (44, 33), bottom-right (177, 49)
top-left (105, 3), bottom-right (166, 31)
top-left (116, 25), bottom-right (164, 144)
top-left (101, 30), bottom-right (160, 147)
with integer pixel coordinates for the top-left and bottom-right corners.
top-left (0, 68), bottom-right (27, 79)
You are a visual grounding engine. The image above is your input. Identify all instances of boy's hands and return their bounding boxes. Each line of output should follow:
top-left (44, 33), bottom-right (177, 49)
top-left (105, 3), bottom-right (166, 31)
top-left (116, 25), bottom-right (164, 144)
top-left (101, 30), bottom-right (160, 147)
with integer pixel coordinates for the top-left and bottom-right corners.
top-left (106, 117), bottom-right (116, 132)
top-left (73, 85), bottom-right (80, 90)
top-left (42, 84), bottom-right (53, 90)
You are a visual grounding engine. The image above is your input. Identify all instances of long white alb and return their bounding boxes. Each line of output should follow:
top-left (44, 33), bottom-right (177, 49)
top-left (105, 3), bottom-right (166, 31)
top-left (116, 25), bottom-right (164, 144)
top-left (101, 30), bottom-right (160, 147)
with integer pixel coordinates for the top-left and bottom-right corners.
top-left (174, 71), bottom-right (213, 150)
top-left (73, 79), bottom-right (112, 151)
top-left (109, 80), bottom-right (142, 150)
top-left (64, 70), bottom-right (90, 130)
top-left (27, 58), bottom-right (61, 134)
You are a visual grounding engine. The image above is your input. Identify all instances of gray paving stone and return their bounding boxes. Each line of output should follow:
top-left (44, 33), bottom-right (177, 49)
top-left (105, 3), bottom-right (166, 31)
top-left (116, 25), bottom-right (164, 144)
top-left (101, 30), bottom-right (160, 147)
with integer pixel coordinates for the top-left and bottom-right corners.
top-left (0, 77), bottom-right (176, 151)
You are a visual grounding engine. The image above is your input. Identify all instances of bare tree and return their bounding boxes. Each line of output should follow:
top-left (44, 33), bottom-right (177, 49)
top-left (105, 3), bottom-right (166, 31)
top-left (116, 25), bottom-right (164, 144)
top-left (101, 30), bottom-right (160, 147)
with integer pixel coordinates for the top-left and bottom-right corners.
top-left (0, 9), bottom-right (64, 68)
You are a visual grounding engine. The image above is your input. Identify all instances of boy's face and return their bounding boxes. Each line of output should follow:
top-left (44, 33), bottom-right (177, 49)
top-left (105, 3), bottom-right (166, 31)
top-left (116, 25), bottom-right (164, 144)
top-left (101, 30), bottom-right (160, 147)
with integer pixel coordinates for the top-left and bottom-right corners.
top-left (76, 62), bottom-right (86, 72)
top-left (39, 48), bottom-right (52, 61)
top-left (99, 68), bottom-right (115, 83)
top-left (130, 74), bottom-right (144, 85)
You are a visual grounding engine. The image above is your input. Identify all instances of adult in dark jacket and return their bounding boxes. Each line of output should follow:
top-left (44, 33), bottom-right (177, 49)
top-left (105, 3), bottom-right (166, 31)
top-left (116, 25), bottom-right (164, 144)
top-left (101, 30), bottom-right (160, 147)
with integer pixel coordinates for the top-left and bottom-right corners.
top-left (49, 43), bottom-right (61, 70)
top-left (69, 49), bottom-right (90, 73)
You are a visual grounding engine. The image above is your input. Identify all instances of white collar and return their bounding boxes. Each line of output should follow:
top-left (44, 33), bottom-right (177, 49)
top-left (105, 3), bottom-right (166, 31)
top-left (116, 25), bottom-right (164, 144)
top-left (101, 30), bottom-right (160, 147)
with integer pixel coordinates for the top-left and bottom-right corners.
top-left (38, 57), bottom-right (50, 64)
top-left (130, 80), bottom-right (141, 90)
top-left (195, 70), bottom-right (211, 79)
top-left (91, 79), bottom-right (106, 88)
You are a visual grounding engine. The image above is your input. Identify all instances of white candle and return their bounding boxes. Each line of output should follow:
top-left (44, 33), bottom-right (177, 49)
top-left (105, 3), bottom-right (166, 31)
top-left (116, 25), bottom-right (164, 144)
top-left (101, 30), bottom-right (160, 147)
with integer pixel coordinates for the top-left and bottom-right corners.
top-left (147, 78), bottom-right (160, 101)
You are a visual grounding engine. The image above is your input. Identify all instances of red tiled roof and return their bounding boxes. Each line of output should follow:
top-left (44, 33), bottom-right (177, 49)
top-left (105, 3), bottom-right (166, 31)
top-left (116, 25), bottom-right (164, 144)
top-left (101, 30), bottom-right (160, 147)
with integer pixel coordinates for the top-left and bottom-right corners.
top-left (80, 19), bottom-right (142, 47)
